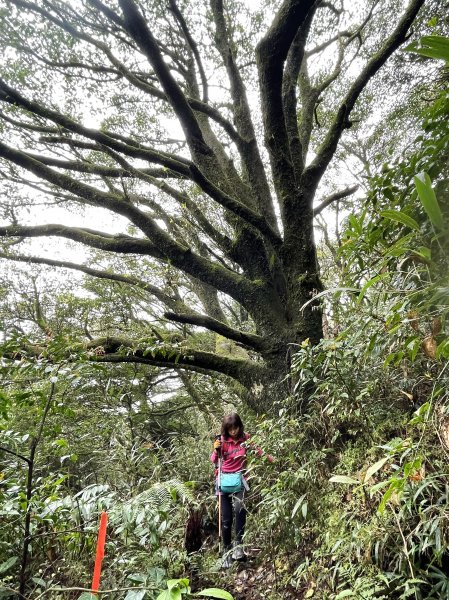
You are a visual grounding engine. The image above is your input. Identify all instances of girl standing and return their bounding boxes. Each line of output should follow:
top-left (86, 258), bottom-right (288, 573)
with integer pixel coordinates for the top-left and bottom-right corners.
top-left (210, 412), bottom-right (272, 568)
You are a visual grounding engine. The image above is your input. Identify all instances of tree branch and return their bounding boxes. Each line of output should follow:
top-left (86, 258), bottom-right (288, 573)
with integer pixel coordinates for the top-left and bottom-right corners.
top-left (0, 78), bottom-right (192, 176)
top-left (118, 0), bottom-right (212, 159)
top-left (0, 445), bottom-right (31, 465)
top-left (86, 0), bottom-right (126, 29)
top-left (314, 184), bottom-right (359, 215)
top-left (0, 86), bottom-right (280, 247)
top-left (23, 153), bottom-right (184, 179)
top-left (210, 0), bottom-right (278, 230)
top-left (9, 0), bottom-right (242, 146)
top-left (188, 165), bottom-right (282, 249)
top-left (99, 146), bottom-right (234, 253)
top-left (282, 7), bottom-right (316, 177)
top-left (0, 252), bottom-right (183, 311)
top-left (0, 140), bottom-right (179, 238)
top-left (84, 337), bottom-right (267, 387)
top-left (256, 0), bottom-right (317, 213)
top-left (0, 221), bottom-right (263, 313)
top-left (164, 311), bottom-right (267, 352)
top-left (168, 0), bottom-right (208, 103)
top-left (0, 141), bottom-right (276, 293)
top-left (305, 0), bottom-right (425, 187)
top-left (305, 30), bottom-right (352, 57)
top-left (0, 224), bottom-right (158, 254)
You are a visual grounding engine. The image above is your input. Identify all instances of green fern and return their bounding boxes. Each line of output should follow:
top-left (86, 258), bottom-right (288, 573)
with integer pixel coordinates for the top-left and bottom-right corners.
top-left (132, 479), bottom-right (194, 512)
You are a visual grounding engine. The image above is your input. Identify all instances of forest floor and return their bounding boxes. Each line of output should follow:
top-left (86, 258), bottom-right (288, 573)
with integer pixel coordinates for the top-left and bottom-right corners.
top-left (190, 547), bottom-right (304, 599)
top-left (231, 562), bottom-right (299, 599)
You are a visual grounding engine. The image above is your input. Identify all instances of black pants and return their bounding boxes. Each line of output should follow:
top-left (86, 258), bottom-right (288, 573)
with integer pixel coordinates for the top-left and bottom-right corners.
top-left (220, 490), bottom-right (246, 549)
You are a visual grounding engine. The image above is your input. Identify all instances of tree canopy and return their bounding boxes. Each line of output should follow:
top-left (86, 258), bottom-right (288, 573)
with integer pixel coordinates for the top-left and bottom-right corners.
top-left (0, 0), bottom-right (429, 410)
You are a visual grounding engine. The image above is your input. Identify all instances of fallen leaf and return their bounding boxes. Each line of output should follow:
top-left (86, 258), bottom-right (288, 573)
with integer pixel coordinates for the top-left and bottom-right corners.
top-left (422, 335), bottom-right (437, 359)
top-left (408, 311), bottom-right (420, 331)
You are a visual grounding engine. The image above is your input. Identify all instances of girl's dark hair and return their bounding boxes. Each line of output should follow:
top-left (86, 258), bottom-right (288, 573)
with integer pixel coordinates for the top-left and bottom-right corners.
top-left (221, 412), bottom-right (244, 439)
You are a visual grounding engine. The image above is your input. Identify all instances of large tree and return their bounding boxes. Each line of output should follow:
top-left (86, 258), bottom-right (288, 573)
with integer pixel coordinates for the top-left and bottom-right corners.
top-left (0, 0), bottom-right (427, 410)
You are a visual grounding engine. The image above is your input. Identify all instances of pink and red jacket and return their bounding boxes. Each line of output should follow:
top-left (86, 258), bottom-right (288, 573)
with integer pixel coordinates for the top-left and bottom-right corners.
top-left (210, 433), bottom-right (273, 476)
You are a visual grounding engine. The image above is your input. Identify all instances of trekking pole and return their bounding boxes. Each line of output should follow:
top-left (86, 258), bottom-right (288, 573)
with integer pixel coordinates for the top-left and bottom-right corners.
top-left (216, 435), bottom-right (222, 554)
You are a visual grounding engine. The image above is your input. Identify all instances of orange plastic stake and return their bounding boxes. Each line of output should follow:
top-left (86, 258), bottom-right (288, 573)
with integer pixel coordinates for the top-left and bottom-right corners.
top-left (91, 511), bottom-right (108, 595)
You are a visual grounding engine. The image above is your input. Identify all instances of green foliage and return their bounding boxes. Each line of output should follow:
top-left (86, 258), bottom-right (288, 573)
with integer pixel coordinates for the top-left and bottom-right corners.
top-left (414, 172), bottom-right (446, 231)
top-left (0, 346), bottom-right (204, 598)
top-left (155, 578), bottom-right (233, 600)
top-left (272, 333), bottom-right (449, 599)
top-left (406, 35), bottom-right (449, 62)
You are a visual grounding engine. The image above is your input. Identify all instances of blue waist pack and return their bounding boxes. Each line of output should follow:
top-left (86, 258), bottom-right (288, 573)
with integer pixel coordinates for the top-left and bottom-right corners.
top-left (220, 471), bottom-right (243, 493)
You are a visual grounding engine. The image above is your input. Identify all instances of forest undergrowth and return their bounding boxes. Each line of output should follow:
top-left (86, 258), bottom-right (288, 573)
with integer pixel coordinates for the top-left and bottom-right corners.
top-left (2, 309), bottom-right (449, 600)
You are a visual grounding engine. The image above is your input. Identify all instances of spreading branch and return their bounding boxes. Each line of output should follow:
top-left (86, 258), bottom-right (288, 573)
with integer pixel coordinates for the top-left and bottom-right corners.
top-left (168, 0), bottom-right (209, 103)
top-left (256, 0), bottom-right (317, 212)
top-left (210, 0), bottom-right (277, 229)
top-left (118, 0), bottom-right (212, 159)
top-left (0, 221), bottom-right (279, 327)
top-left (0, 252), bottom-right (182, 310)
top-left (164, 311), bottom-right (267, 352)
top-left (0, 78), bottom-right (192, 175)
top-left (85, 337), bottom-right (267, 386)
top-left (306, 0), bottom-right (426, 187)
top-left (314, 185), bottom-right (359, 215)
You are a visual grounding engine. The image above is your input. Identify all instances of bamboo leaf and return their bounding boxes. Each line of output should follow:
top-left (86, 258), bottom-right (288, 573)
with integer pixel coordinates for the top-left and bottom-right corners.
top-left (302, 501), bottom-right (308, 519)
top-left (124, 591), bottom-right (146, 600)
top-left (0, 556), bottom-right (18, 574)
top-left (335, 591), bottom-right (356, 599)
top-left (193, 589), bottom-right (234, 599)
top-left (300, 287), bottom-right (359, 311)
top-left (329, 475), bottom-right (359, 484)
top-left (405, 35), bottom-right (449, 62)
top-left (291, 494), bottom-right (306, 518)
top-left (414, 173), bottom-right (445, 230)
top-left (364, 457), bottom-right (389, 483)
top-left (409, 246), bottom-right (431, 263)
top-left (380, 210), bottom-right (420, 231)
top-left (357, 273), bottom-right (388, 304)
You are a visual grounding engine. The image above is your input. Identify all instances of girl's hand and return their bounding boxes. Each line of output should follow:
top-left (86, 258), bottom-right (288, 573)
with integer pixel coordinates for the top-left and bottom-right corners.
top-left (213, 439), bottom-right (222, 451)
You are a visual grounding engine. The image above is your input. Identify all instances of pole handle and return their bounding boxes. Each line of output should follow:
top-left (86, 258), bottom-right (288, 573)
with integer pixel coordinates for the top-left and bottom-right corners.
top-left (214, 434), bottom-right (222, 457)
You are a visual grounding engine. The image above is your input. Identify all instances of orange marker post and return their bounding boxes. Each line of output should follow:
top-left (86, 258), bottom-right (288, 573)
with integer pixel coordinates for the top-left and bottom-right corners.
top-left (91, 511), bottom-right (108, 595)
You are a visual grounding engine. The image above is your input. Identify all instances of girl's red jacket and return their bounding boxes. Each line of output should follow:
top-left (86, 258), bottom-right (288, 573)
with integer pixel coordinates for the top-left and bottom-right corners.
top-left (210, 433), bottom-right (273, 475)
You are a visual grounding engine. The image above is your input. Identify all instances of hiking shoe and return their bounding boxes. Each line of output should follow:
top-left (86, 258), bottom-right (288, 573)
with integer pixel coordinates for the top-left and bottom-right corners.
top-left (232, 544), bottom-right (246, 561)
top-left (221, 552), bottom-right (233, 569)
